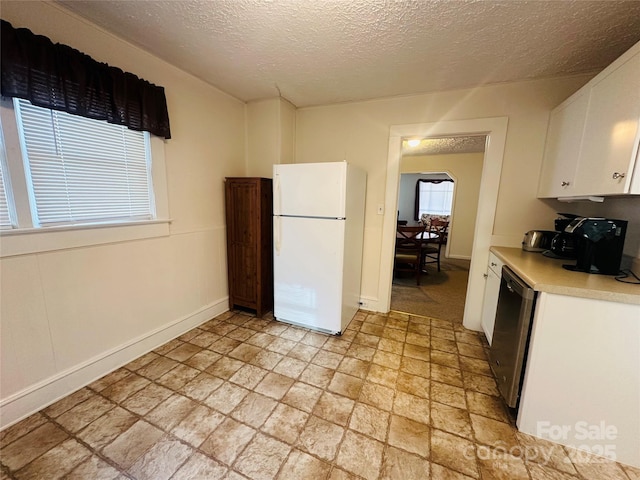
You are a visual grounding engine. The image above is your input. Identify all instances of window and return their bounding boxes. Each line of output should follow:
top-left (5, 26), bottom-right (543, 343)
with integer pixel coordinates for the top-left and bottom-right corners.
top-left (14, 98), bottom-right (154, 227)
top-left (417, 180), bottom-right (454, 217)
top-left (0, 19), bottom-right (170, 254)
top-left (0, 98), bottom-right (169, 257)
top-left (0, 148), bottom-right (13, 229)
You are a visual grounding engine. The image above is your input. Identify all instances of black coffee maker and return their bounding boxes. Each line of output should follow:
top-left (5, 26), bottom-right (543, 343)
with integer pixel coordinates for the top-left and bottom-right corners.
top-left (562, 217), bottom-right (627, 275)
top-left (547, 213), bottom-right (578, 259)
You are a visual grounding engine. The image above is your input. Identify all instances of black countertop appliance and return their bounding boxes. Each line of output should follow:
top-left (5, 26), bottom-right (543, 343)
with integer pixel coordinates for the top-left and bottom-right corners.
top-left (562, 217), bottom-right (627, 275)
top-left (544, 213), bottom-right (577, 259)
top-left (554, 212), bottom-right (578, 232)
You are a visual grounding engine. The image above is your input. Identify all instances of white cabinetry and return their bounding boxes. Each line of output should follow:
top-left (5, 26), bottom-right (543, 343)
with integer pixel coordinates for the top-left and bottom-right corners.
top-left (518, 293), bottom-right (640, 468)
top-left (537, 90), bottom-right (588, 197)
top-left (480, 252), bottom-right (504, 345)
top-left (578, 47), bottom-right (640, 195)
top-left (538, 41), bottom-right (640, 198)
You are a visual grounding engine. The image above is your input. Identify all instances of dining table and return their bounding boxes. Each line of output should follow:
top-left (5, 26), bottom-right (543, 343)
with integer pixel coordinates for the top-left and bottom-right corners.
top-left (396, 229), bottom-right (440, 242)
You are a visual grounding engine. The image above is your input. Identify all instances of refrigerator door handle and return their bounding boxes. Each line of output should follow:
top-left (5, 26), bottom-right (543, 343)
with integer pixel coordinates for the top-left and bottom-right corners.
top-left (274, 174), bottom-right (282, 255)
top-left (274, 215), bottom-right (281, 255)
top-left (274, 174), bottom-right (281, 216)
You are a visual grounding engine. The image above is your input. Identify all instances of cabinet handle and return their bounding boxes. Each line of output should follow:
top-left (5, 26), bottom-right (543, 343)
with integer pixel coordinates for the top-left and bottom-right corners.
top-left (561, 181), bottom-right (570, 187)
top-left (612, 172), bottom-right (626, 180)
top-left (491, 262), bottom-right (497, 267)
top-left (483, 273), bottom-right (488, 279)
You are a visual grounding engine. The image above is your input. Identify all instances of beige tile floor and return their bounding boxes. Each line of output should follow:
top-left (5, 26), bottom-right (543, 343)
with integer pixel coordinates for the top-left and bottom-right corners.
top-left (1, 310), bottom-right (639, 480)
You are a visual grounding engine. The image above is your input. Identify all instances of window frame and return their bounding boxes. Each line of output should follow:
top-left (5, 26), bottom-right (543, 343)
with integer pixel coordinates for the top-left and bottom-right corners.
top-left (0, 97), bottom-right (170, 258)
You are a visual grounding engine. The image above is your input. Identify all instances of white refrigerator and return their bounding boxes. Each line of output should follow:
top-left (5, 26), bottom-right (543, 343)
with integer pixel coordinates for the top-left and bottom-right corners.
top-left (273, 162), bottom-right (367, 334)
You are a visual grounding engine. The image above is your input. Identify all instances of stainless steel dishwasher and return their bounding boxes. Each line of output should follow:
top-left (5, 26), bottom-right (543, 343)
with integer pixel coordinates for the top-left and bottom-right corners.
top-left (489, 266), bottom-right (537, 408)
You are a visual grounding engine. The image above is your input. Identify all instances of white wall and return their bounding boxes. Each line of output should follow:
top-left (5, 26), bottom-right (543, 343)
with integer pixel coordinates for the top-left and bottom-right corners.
top-left (280, 99), bottom-right (296, 165)
top-left (401, 153), bottom-right (484, 259)
top-left (0, 2), bottom-right (246, 426)
top-left (295, 76), bottom-right (592, 312)
top-left (247, 99), bottom-right (280, 177)
top-left (247, 97), bottom-right (296, 177)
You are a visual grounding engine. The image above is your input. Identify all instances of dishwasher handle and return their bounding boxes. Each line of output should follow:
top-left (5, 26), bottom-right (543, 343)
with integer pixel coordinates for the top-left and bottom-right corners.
top-left (501, 266), bottom-right (535, 300)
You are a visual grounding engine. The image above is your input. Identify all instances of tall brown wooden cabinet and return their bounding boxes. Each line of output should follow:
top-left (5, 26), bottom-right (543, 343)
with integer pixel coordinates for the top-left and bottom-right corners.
top-left (224, 177), bottom-right (273, 317)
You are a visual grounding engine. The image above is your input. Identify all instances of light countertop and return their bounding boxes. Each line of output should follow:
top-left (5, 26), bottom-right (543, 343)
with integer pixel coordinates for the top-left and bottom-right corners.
top-left (490, 247), bottom-right (640, 305)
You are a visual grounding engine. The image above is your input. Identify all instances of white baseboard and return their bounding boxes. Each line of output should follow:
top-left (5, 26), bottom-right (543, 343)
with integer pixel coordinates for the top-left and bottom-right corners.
top-left (446, 254), bottom-right (472, 260)
top-left (359, 295), bottom-right (382, 313)
top-left (0, 298), bottom-right (229, 430)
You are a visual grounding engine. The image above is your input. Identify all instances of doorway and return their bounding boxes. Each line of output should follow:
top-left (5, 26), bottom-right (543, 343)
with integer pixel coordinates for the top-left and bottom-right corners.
top-left (391, 140), bottom-right (484, 320)
top-left (379, 118), bottom-right (508, 332)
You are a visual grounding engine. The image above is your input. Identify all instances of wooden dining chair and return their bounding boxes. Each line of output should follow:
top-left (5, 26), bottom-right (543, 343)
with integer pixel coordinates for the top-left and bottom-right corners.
top-left (422, 218), bottom-right (449, 272)
top-left (394, 225), bottom-right (426, 285)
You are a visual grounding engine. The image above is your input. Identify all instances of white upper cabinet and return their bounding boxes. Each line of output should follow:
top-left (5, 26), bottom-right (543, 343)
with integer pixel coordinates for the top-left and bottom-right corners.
top-left (538, 41), bottom-right (640, 198)
top-left (537, 89), bottom-right (589, 198)
top-left (577, 47), bottom-right (640, 195)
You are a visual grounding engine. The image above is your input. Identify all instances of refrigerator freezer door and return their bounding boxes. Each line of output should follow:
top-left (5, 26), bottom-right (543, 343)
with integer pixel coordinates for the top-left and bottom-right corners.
top-left (273, 162), bottom-right (347, 218)
top-left (274, 216), bottom-right (345, 333)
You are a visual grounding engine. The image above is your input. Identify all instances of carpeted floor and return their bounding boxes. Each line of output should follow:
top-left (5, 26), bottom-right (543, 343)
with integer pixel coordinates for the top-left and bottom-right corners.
top-left (391, 258), bottom-right (470, 323)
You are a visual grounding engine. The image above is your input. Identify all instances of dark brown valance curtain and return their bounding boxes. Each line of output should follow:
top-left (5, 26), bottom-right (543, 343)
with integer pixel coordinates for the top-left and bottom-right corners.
top-left (414, 178), bottom-right (453, 221)
top-left (0, 19), bottom-right (171, 139)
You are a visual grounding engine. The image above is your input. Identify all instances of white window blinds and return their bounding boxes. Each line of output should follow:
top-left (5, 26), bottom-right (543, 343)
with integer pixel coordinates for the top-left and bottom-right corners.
top-left (14, 99), bottom-right (154, 227)
top-left (0, 158), bottom-right (13, 229)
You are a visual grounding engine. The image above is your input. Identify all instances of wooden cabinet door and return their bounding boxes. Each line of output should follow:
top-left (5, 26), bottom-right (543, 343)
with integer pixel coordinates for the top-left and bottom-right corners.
top-left (537, 89), bottom-right (589, 198)
top-left (226, 180), bottom-right (258, 307)
top-left (576, 48), bottom-right (640, 195)
top-left (225, 177), bottom-right (273, 317)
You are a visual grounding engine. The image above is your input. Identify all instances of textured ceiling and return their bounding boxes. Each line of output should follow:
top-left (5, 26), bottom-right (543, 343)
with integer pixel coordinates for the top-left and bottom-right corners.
top-left (57, 0), bottom-right (640, 107)
top-left (402, 136), bottom-right (487, 156)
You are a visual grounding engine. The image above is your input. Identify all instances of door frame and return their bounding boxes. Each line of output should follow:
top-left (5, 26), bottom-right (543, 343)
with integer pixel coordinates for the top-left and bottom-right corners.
top-left (380, 117), bottom-right (508, 331)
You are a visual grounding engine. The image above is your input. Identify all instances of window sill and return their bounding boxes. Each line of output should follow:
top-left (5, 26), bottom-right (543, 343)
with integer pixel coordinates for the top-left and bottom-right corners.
top-left (0, 219), bottom-right (172, 258)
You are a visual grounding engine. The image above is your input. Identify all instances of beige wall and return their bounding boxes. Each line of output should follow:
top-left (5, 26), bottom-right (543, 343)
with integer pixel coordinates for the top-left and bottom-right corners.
top-left (0, 2), bottom-right (245, 425)
top-left (247, 99), bottom-right (279, 177)
top-left (295, 76), bottom-right (592, 311)
top-left (247, 97), bottom-right (296, 177)
top-left (280, 99), bottom-right (296, 165)
top-left (401, 153), bottom-right (484, 259)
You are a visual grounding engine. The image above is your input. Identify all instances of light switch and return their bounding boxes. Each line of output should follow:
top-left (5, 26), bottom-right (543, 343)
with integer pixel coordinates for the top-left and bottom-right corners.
top-left (377, 204), bottom-right (384, 215)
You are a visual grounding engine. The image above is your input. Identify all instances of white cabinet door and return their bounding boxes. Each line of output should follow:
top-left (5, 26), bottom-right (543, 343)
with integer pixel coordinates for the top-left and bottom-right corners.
top-left (518, 293), bottom-right (640, 467)
top-left (537, 89), bottom-right (589, 198)
top-left (576, 47), bottom-right (640, 195)
top-left (480, 267), bottom-right (501, 345)
top-left (480, 253), bottom-right (504, 345)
